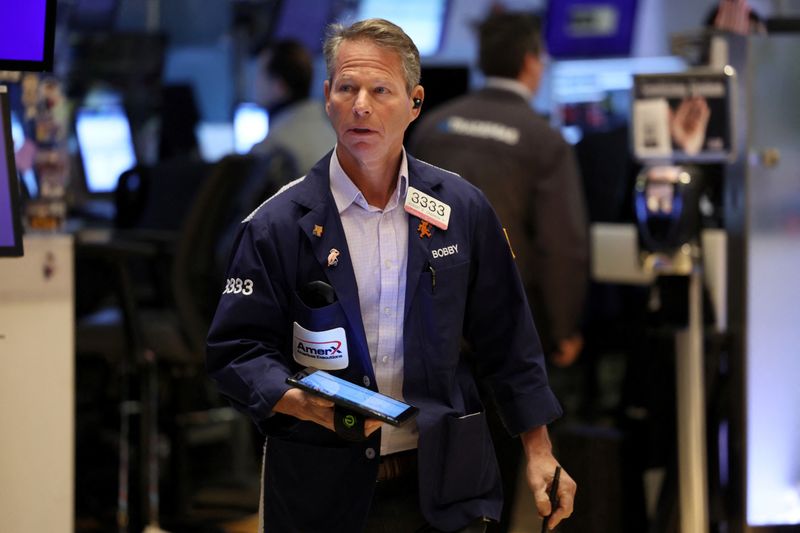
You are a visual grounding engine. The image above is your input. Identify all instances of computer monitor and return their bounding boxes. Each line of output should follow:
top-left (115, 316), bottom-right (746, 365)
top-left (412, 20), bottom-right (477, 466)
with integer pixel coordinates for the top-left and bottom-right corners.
top-left (546, 0), bottom-right (637, 59)
top-left (0, 87), bottom-right (24, 257)
top-left (67, 0), bottom-right (120, 31)
top-left (548, 56), bottom-right (686, 144)
top-left (404, 66), bottom-right (469, 141)
top-left (0, 0), bottom-right (57, 72)
top-left (9, 110), bottom-right (38, 198)
top-left (9, 111), bottom-right (25, 152)
top-left (195, 122), bottom-right (235, 163)
top-left (233, 102), bottom-right (269, 154)
top-left (355, 0), bottom-right (448, 57)
top-left (271, 0), bottom-right (336, 55)
top-left (75, 104), bottom-right (137, 195)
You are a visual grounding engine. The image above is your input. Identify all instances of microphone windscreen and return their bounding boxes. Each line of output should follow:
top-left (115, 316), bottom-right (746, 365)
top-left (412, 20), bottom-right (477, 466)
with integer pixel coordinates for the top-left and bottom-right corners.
top-left (299, 280), bottom-right (336, 308)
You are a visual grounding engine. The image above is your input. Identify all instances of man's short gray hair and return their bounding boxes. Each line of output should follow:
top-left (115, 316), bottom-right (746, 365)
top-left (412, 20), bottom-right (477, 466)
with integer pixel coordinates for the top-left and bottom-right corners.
top-left (323, 18), bottom-right (421, 95)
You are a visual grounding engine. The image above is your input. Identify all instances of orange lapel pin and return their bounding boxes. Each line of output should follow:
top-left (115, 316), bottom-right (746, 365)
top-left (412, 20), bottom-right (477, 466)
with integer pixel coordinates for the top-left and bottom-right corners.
top-left (417, 220), bottom-right (432, 239)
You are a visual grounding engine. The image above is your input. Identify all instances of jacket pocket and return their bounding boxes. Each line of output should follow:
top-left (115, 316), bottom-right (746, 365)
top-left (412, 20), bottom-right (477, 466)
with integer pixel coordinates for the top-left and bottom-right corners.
top-left (438, 411), bottom-right (498, 505)
top-left (418, 261), bottom-right (470, 369)
top-left (292, 289), bottom-right (347, 331)
top-left (291, 290), bottom-right (351, 371)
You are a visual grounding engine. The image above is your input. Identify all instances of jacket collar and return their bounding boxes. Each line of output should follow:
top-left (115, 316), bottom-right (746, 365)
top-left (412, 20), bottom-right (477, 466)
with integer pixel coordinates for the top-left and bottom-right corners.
top-left (484, 76), bottom-right (534, 101)
top-left (292, 150), bottom-right (445, 206)
top-left (292, 152), bottom-right (371, 375)
top-left (293, 150), bottom-right (449, 350)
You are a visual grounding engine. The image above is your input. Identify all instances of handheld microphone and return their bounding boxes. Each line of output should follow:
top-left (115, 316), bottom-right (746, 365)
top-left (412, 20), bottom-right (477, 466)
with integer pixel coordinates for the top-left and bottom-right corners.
top-left (296, 280), bottom-right (366, 441)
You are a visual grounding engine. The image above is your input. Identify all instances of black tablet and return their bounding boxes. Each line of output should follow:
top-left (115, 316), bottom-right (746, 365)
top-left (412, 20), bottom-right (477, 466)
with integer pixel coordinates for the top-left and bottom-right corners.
top-left (286, 368), bottom-right (419, 426)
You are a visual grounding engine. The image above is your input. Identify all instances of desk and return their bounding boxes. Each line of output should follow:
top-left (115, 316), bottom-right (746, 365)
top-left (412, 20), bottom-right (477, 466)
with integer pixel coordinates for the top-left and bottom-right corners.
top-left (0, 233), bottom-right (74, 532)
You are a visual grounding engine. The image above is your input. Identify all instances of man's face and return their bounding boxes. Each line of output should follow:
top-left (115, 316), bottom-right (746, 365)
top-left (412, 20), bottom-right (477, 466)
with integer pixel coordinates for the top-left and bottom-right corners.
top-left (324, 39), bottom-right (423, 166)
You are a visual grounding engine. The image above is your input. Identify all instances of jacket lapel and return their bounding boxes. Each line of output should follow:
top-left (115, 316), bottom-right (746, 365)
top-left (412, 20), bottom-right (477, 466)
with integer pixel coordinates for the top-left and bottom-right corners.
top-left (295, 163), bottom-right (373, 377)
top-left (404, 157), bottom-right (445, 320)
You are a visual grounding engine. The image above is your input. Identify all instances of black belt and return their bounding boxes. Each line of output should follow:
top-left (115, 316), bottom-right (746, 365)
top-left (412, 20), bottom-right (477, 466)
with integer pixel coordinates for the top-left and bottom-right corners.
top-left (377, 449), bottom-right (418, 482)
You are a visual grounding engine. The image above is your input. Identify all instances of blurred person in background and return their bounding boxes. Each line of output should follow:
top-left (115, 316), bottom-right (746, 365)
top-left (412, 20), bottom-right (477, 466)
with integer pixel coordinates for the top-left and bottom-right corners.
top-left (409, 12), bottom-right (588, 371)
top-left (251, 38), bottom-right (336, 175)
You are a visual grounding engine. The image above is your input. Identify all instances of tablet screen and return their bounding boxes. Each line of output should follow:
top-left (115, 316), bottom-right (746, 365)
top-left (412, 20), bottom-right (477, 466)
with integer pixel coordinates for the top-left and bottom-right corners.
top-left (296, 369), bottom-right (412, 420)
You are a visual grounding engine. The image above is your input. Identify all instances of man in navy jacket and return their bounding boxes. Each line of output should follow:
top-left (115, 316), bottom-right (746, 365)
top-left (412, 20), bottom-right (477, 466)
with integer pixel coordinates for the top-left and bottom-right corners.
top-left (207, 18), bottom-right (575, 533)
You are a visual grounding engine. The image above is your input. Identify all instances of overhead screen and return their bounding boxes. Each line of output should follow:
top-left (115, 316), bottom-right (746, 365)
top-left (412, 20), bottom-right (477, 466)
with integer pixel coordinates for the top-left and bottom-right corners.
top-left (0, 0), bottom-right (57, 72)
top-left (272, 0), bottom-right (336, 54)
top-left (355, 0), bottom-right (448, 56)
top-left (546, 0), bottom-right (637, 59)
top-left (0, 88), bottom-right (24, 257)
top-left (270, 0), bottom-right (448, 58)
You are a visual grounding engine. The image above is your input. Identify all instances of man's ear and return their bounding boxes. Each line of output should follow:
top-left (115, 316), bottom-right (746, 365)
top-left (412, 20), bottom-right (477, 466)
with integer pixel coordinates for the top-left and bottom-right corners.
top-left (323, 79), bottom-right (331, 115)
top-left (410, 85), bottom-right (425, 120)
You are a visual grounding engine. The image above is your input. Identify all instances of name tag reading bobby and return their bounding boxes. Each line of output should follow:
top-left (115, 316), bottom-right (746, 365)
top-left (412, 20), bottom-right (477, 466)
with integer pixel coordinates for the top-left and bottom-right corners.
top-left (404, 186), bottom-right (451, 230)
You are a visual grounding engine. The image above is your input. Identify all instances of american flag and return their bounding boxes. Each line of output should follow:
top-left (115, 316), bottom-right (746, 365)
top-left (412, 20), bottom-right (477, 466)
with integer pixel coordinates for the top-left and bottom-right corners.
top-left (713, 0), bottom-right (752, 35)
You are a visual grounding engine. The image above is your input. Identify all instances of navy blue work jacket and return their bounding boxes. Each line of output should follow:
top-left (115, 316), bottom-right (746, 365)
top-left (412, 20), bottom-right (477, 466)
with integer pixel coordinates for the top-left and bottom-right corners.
top-left (207, 151), bottom-right (562, 532)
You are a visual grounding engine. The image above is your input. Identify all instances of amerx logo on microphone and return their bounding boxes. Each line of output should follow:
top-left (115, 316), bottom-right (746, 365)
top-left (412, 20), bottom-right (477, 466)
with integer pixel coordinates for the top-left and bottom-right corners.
top-left (296, 339), bottom-right (343, 359)
top-left (292, 322), bottom-right (349, 370)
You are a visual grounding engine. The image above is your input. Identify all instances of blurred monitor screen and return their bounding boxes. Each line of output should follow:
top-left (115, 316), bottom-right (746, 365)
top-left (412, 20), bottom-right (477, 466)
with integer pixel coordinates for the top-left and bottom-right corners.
top-left (75, 104), bottom-right (137, 194)
top-left (196, 122), bottom-right (235, 163)
top-left (356, 0), bottom-right (448, 56)
top-left (405, 66), bottom-right (469, 141)
top-left (9, 111), bottom-right (25, 152)
top-left (68, 0), bottom-right (120, 31)
top-left (0, 88), bottom-right (24, 257)
top-left (9, 111), bottom-right (38, 198)
top-left (546, 0), bottom-right (637, 59)
top-left (272, 0), bottom-right (335, 54)
top-left (0, 0), bottom-right (56, 71)
top-left (548, 55), bottom-right (686, 144)
top-left (418, 66), bottom-right (470, 111)
top-left (233, 102), bottom-right (269, 154)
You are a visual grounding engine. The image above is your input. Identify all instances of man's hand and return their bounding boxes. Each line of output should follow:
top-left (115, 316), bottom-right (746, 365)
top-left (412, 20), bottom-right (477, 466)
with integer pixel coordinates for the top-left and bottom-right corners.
top-left (550, 334), bottom-right (583, 368)
top-left (521, 426), bottom-right (577, 530)
top-left (273, 388), bottom-right (382, 437)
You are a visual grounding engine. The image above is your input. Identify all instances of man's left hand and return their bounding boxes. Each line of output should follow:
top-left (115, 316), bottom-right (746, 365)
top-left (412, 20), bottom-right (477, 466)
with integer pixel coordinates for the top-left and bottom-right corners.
top-left (521, 426), bottom-right (577, 530)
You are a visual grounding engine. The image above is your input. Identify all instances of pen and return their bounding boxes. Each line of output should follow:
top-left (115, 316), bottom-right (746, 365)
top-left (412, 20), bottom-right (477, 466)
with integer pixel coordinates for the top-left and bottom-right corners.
top-left (540, 465), bottom-right (561, 533)
top-left (428, 264), bottom-right (436, 293)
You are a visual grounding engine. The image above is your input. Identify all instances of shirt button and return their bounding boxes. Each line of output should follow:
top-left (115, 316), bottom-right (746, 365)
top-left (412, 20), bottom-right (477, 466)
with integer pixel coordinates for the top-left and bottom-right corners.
top-left (381, 356), bottom-right (389, 364)
top-left (363, 376), bottom-right (371, 387)
top-left (384, 307), bottom-right (391, 316)
top-left (365, 447), bottom-right (376, 460)
top-left (384, 260), bottom-right (392, 269)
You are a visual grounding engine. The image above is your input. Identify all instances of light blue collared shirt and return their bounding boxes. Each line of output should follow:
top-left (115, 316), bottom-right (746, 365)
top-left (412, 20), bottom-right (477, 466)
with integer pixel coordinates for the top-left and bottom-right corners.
top-left (329, 147), bottom-right (417, 455)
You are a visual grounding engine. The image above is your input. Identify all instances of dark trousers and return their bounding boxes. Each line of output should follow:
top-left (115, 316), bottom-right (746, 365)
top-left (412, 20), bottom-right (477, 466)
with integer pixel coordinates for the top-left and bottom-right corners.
top-left (364, 461), bottom-right (488, 533)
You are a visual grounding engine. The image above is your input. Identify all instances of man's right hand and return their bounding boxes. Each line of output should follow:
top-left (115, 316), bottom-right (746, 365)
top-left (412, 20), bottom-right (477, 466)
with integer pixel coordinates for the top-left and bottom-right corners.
top-left (273, 387), bottom-right (382, 437)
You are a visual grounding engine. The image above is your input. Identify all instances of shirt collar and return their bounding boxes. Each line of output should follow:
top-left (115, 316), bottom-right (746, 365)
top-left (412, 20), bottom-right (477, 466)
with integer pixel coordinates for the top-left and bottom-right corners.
top-left (485, 77), bottom-right (534, 102)
top-left (329, 145), bottom-right (409, 214)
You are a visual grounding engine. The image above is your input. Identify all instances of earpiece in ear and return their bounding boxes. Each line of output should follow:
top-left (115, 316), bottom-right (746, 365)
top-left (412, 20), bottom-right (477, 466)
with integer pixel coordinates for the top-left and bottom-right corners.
top-left (413, 98), bottom-right (423, 109)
